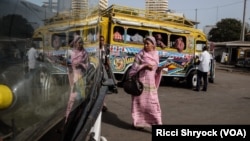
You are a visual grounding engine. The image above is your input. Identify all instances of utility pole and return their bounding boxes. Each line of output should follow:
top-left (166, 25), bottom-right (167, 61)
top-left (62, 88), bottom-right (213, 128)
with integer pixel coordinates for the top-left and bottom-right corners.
top-left (195, 8), bottom-right (198, 29)
top-left (49, 0), bottom-right (52, 13)
top-left (216, 6), bottom-right (218, 22)
top-left (240, 0), bottom-right (247, 41)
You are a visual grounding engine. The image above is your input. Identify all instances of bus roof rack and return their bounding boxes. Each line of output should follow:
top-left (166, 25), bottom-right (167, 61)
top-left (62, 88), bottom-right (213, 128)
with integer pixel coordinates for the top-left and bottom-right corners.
top-left (102, 4), bottom-right (197, 27)
top-left (44, 4), bottom-right (198, 28)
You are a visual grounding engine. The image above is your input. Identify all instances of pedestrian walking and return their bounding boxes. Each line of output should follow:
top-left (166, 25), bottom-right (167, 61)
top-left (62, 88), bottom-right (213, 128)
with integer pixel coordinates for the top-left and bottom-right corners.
top-left (128, 36), bottom-right (167, 129)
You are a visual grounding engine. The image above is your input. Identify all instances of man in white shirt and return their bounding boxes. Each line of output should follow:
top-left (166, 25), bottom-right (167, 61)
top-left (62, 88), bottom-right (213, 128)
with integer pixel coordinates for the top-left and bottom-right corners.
top-left (123, 34), bottom-right (131, 42)
top-left (131, 33), bottom-right (143, 43)
top-left (27, 44), bottom-right (39, 73)
top-left (194, 46), bottom-right (211, 92)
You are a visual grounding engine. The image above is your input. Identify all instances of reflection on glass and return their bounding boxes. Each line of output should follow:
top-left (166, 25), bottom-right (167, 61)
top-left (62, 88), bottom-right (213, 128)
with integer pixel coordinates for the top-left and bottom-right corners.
top-left (65, 37), bottom-right (90, 122)
top-left (0, 0), bottom-right (101, 140)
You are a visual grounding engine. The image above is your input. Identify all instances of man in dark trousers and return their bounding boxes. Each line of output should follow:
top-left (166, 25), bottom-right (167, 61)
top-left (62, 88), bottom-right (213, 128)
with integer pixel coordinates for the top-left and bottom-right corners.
top-left (194, 46), bottom-right (211, 92)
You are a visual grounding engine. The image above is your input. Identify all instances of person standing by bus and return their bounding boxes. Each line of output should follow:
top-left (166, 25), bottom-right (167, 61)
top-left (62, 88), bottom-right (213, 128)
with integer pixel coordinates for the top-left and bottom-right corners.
top-left (224, 54), bottom-right (228, 64)
top-left (100, 35), bottom-right (109, 112)
top-left (128, 36), bottom-right (166, 129)
top-left (194, 46), bottom-right (211, 92)
top-left (27, 43), bottom-right (39, 73)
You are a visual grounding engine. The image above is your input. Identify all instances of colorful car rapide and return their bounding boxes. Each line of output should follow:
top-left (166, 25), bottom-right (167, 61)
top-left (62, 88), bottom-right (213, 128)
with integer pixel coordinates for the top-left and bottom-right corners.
top-left (32, 4), bottom-right (215, 88)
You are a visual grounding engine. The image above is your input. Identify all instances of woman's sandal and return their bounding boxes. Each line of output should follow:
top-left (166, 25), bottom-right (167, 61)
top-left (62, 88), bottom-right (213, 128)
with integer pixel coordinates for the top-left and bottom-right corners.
top-left (132, 124), bottom-right (144, 130)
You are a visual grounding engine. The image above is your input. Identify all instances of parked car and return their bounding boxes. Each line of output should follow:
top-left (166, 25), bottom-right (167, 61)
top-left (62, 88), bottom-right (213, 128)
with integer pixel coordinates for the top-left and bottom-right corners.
top-left (235, 58), bottom-right (250, 68)
top-left (235, 58), bottom-right (245, 67)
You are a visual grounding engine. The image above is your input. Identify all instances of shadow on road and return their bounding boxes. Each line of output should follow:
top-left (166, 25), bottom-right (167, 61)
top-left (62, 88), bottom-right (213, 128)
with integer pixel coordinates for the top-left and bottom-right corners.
top-left (117, 78), bottom-right (190, 89)
top-left (102, 111), bottom-right (151, 133)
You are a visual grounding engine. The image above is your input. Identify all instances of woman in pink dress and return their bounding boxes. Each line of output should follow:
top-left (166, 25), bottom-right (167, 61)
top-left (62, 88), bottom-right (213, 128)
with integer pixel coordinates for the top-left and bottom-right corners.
top-left (65, 37), bottom-right (89, 123)
top-left (129, 36), bottom-right (166, 129)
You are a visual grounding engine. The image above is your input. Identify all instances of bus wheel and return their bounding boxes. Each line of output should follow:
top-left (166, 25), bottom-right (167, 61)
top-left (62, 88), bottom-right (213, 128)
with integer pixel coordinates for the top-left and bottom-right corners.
top-left (37, 68), bottom-right (58, 101)
top-left (187, 71), bottom-right (197, 88)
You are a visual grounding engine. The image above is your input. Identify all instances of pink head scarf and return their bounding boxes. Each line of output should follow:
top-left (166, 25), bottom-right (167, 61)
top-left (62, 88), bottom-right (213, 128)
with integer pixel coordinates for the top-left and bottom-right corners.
top-left (145, 36), bottom-right (156, 47)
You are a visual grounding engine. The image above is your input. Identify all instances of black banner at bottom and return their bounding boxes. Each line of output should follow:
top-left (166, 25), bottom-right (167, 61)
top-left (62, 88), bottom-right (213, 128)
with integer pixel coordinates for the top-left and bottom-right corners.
top-left (152, 125), bottom-right (250, 141)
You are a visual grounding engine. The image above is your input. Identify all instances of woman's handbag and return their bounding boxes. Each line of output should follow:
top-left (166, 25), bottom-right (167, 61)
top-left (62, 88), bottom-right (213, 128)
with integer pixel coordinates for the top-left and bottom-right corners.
top-left (123, 73), bottom-right (143, 96)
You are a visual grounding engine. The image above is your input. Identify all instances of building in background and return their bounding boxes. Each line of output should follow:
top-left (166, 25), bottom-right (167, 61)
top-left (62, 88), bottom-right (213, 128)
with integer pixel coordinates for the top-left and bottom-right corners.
top-left (100, 0), bottom-right (108, 10)
top-left (71, 0), bottom-right (88, 13)
top-left (58, 0), bottom-right (72, 12)
top-left (145, 0), bottom-right (168, 13)
top-left (42, 0), bottom-right (58, 13)
top-left (42, 0), bottom-right (108, 13)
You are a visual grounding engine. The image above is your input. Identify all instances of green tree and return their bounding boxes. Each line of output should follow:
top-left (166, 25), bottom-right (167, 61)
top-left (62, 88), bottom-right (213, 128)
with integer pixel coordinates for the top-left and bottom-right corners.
top-left (0, 14), bottom-right (34, 38)
top-left (208, 18), bottom-right (242, 42)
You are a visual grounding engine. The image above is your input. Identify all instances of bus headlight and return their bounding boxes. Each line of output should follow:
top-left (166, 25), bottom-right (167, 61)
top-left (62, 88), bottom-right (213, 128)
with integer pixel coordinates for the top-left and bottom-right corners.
top-left (0, 84), bottom-right (14, 110)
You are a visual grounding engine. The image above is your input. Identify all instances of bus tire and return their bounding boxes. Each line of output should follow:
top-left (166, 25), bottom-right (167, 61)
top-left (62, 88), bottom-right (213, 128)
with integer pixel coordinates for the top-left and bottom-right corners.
top-left (187, 71), bottom-right (197, 88)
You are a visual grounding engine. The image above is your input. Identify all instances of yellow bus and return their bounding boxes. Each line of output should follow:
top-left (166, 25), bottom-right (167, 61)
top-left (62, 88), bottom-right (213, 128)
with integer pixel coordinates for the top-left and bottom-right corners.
top-left (32, 4), bottom-right (215, 88)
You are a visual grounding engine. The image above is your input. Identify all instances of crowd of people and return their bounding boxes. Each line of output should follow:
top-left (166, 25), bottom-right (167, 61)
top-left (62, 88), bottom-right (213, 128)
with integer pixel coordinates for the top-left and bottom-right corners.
top-left (112, 29), bottom-right (186, 52)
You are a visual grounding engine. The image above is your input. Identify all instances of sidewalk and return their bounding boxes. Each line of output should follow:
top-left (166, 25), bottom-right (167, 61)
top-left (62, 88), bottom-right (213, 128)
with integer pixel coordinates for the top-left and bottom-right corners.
top-left (216, 63), bottom-right (250, 73)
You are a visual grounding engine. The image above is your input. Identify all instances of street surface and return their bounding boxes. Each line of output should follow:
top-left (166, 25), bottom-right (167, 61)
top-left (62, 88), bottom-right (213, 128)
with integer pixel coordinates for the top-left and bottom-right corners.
top-left (101, 69), bottom-right (250, 141)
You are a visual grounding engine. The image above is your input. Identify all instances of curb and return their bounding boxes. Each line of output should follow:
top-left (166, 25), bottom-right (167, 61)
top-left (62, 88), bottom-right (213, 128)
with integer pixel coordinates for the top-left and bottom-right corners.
top-left (216, 67), bottom-right (250, 73)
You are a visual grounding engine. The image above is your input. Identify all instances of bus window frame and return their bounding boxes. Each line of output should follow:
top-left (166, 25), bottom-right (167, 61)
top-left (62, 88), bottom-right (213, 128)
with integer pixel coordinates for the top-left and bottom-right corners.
top-left (68, 30), bottom-right (81, 46)
top-left (112, 25), bottom-right (124, 42)
top-left (126, 27), bottom-right (149, 44)
top-left (152, 31), bottom-right (168, 48)
top-left (84, 26), bottom-right (99, 44)
top-left (169, 34), bottom-right (187, 50)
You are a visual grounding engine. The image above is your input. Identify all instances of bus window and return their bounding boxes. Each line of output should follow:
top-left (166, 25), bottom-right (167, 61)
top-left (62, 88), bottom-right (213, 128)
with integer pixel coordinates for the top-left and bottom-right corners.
top-left (69, 30), bottom-right (81, 46)
top-left (87, 28), bottom-right (95, 43)
top-left (51, 33), bottom-right (66, 50)
top-left (153, 32), bottom-right (168, 49)
top-left (84, 27), bottom-right (98, 44)
top-left (113, 26), bottom-right (124, 42)
top-left (170, 35), bottom-right (186, 52)
top-left (127, 28), bottom-right (149, 44)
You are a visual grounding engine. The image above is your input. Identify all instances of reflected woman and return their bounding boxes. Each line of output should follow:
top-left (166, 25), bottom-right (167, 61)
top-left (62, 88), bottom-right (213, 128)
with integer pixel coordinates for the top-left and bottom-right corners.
top-left (65, 37), bottom-right (89, 123)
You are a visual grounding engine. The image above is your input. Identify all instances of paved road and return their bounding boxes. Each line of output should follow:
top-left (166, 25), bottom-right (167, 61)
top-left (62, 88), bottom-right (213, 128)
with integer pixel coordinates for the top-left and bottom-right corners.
top-left (101, 69), bottom-right (250, 141)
